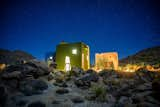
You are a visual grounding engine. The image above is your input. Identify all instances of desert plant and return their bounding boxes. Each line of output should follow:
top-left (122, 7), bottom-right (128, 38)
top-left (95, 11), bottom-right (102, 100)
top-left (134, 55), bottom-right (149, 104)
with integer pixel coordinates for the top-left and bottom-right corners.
top-left (90, 84), bottom-right (107, 102)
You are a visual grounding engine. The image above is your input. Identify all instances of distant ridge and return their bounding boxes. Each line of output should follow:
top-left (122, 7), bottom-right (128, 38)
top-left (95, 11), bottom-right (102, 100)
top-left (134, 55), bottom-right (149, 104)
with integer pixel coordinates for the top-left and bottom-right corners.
top-left (0, 49), bottom-right (35, 65)
top-left (120, 46), bottom-right (160, 66)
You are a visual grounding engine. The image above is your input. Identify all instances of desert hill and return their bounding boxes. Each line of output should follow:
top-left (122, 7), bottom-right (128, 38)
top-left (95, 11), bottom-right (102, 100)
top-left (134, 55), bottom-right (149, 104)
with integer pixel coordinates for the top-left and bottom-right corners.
top-left (0, 49), bottom-right (35, 65)
top-left (120, 46), bottom-right (160, 66)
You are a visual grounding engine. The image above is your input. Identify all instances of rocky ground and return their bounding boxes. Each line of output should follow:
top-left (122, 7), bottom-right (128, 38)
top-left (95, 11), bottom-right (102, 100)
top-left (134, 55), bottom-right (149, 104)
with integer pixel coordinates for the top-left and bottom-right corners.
top-left (0, 60), bottom-right (160, 107)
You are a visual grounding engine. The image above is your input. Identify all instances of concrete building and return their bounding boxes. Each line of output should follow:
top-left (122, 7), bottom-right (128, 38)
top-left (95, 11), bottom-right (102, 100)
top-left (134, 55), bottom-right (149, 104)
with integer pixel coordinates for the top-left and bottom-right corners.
top-left (56, 42), bottom-right (90, 71)
top-left (95, 52), bottom-right (118, 70)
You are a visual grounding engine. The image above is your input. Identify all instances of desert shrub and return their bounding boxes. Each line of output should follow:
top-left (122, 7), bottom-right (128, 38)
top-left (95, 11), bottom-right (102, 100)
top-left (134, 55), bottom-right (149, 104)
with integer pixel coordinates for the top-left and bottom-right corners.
top-left (90, 84), bottom-right (107, 102)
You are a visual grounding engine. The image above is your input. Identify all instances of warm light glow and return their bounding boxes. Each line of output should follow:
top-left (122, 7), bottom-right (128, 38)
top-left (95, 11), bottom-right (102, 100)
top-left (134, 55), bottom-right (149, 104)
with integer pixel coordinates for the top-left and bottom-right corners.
top-left (72, 49), bottom-right (77, 54)
top-left (95, 52), bottom-right (118, 70)
top-left (87, 55), bottom-right (89, 61)
top-left (65, 56), bottom-right (71, 71)
top-left (49, 56), bottom-right (53, 60)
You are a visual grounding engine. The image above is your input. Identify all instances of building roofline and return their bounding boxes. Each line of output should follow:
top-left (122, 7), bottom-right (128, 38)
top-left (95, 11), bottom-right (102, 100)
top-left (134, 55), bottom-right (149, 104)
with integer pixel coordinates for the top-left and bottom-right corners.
top-left (57, 41), bottom-right (89, 47)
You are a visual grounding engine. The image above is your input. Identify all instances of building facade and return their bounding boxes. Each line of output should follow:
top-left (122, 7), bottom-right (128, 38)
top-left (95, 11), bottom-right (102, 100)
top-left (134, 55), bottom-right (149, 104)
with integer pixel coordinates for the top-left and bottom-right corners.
top-left (95, 52), bottom-right (118, 70)
top-left (56, 42), bottom-right (90, 71)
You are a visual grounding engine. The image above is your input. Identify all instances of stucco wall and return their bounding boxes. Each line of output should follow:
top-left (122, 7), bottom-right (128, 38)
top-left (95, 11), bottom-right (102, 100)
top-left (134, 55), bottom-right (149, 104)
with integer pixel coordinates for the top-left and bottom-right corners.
top-left (95, 52), bottom-right (118, 70)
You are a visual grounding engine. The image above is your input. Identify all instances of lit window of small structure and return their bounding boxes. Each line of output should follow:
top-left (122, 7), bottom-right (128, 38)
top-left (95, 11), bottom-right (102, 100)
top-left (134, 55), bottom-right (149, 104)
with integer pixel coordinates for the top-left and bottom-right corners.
top-left (49, 56), bottom-right (53, 60)
top-left (72, 49), bottom-right (77, 54)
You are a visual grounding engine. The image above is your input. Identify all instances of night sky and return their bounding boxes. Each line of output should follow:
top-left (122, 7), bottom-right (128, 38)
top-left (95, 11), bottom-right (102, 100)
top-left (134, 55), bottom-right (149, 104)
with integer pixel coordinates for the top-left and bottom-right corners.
top-left (0, 0), bottom-right (160, 64)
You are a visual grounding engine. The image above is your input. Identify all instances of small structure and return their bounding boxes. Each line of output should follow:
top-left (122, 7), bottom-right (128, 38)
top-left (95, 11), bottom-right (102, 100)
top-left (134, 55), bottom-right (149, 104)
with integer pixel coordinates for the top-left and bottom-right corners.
top-left (56, 42), bottom-right (90, 71)
top-left (95, 52), bottom-right (118, 70)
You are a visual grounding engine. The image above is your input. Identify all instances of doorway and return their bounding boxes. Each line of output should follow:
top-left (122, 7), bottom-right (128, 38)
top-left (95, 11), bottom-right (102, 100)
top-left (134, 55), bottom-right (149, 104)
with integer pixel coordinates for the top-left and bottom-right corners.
top-left (65, 56), bottom-right (71, 71)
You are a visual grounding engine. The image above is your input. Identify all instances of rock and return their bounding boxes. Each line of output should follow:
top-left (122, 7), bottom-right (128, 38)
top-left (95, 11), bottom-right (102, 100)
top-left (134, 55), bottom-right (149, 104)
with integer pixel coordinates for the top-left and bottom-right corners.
top-left (85, 91), bottom-right (97, 101)
top-left (145, 96), bottom-right (160, 105)
top-left (71, 67), bottom-right (83, 74)
top-left (152, 80), bottom-right (160, 101)
top-left (16, 100), bottom-right (28, 106)
top-left (11, 92), bottom-right (24, 102)
top-left (133, 91), bottom-right (152, 98)
top-left (131, 91), bottom-right (152, 104)
top-left (2, 71), bottom-right (22, 79)
top-left (134, 83), bottom-right (152, 92)
top-left (52, 98), bottom-right (67, 104)
top-left (74, 73), bottom-right (98, 88)
top-left (6, 79), bottom-right (19, 89)
top-left (0, 86), bottom-right (8, 107)
top-left (71, 96), bottom-right (84, 103)
top-left (118, 96), bottom-right (132, 104)
top-left (26, 60), bottom-right (50, 76)
top-left (2, 59), bottom-right (49, 80)
top-left (74, 80), bottom-right (91, 89)
top-left (105, 94), bottom-right (116, 103)
top-left (137, 102), bottom-right (159, 107)
top-left (4, 65), bottom-right (24, 73)
top-left (78, 73), bottom-right (99, 82)
top-left (135, 70), bottom-right (154, 82)
top-left (152, 80), bottom-right (160, 92)
top-left (53, 82), bottom-right (68, 87)
top-left (113, 103), bottom-right (124, 107)
top-left (86, 69), bottom-right (96, 74)
top-left (31, 79), bottom-right (48, 90)
top-left (56, 88), bottom-right (69, 94)
top-left (19, 79), bottom-right (48, 96)
top-left (98, 70), bottom-right (117, 78)
top-left (47, 72), bottom-right (54, 81)
top-left (28, 101), bottom-right (46, 107)
top-left (52, 99), bottom-right (61, 104)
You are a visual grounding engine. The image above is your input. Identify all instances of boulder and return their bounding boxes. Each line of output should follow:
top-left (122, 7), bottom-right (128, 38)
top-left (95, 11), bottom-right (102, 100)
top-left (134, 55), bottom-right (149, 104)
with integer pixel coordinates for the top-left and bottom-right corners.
top-left (105, 94), bottom-right (116, 103)
top-left (2, 71), bottom-right (22, 79)
top-left (74, 80), bottom-right (91, 89)
top-left (26, 60), bottom-right (50, 77)
top-left (56, 88), bottom-right (69, 94)
top-left (47, 72), bottom-right (54, 81)
top-left (71, 67), bottom-right (83, 74)
top-left (152, 80), bottom-right (160, 101)
top-left (77, 73), bottom-right (99, 82)
top-left (52, 99), bottom-right (61, 104)
top-left (136, 102), bottom-right (159, 107)
top-left (74, 73), bottom-right (99, 88)
top-left (19, 79), bottom-right (48, 96)
top-left (71, 96), bottom-right (84, 103)
top-left (152, 80), bottom-right (160, 92)
top-left (53, 82), bottom-right (68, 87)
top-left (4, 65), bottom-right (25, 73)
top-left (16, 100), bottom-right (28, 107)
top-left (118, 96), bottom-right (132, 105)
top-left (0, 86), bottom-right (8, 107)
top-left (11, 92), bottom-right (25, 103)
top-left (98, 70), bottom-right (117, 78)
top-left (28, 101), bottom-right (46, 107)
top-left (86, 69), bottom-right (96, 74)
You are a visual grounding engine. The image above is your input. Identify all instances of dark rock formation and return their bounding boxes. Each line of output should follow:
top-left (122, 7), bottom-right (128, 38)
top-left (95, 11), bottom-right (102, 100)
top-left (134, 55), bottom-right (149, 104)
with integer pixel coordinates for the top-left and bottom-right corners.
top-left (28, 101), bottom-right (46, 107)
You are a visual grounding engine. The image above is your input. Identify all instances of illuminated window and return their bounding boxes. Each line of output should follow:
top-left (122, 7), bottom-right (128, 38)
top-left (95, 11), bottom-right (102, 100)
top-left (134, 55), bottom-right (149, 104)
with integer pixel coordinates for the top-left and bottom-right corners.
top-left (72, 49), bottom-right (77, 54)
top-left (49, 56), bottom-right (53, 60)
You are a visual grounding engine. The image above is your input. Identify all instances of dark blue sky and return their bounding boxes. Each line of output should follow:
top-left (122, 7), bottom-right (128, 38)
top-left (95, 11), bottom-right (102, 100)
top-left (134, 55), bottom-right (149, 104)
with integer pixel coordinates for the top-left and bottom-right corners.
top-left (0, 0), bottom-right (160, 64)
